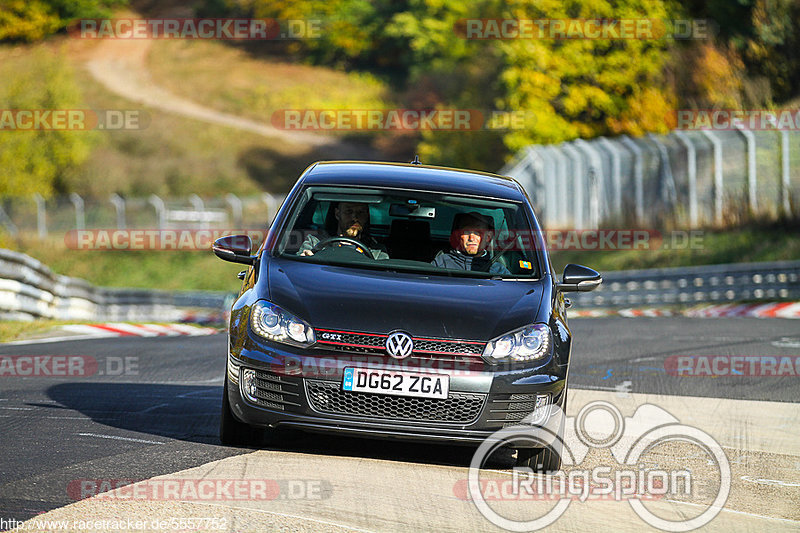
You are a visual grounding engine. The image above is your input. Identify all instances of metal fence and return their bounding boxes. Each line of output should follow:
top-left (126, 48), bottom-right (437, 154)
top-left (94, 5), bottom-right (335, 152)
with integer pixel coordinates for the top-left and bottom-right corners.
top-left (570, 260), bottom-right (800, 308)
top-left (0, 248), bottom-right (230, 321)
top-left (501, 127), bottom-right (800, 229)
top-left (0, 193), bottom-right (286, 237)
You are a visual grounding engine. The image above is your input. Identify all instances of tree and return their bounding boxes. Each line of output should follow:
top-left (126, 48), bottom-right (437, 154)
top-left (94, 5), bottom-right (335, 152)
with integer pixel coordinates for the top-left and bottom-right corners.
top-left (0, 49), bottom-right (98, 198)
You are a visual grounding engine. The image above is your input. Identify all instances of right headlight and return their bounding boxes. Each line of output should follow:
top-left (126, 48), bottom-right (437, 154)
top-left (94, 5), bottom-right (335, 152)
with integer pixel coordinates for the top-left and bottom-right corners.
top-left (482, 323), bottom-right (552, 364)
top-left (250, 301), bottom-right (315, 347)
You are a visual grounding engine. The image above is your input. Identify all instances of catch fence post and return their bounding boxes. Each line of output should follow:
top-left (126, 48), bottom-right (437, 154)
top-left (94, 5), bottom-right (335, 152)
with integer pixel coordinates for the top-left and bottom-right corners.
top-left (148, 194), bottom-right (166, 230)
top-left (619, 136), bottom-right (644, 223)
top-left (34, 194), bottom-right (47, 238)
top-left (700, 131), bottom-right (724, 225)
top-left (560, 143), bottom-right (585, 230)
top-left (110, 193), bottom-right (126, 230)
top-left (780, 130), bottom-right (792, 217)
top-left (734, 125), bottom-right (758, 213)
top-left (596, 137), bottom-right (622, 216)
top-left (672, 130), bottom-right (698, 227)
top-left (226, 193), bottom-right (243, 228)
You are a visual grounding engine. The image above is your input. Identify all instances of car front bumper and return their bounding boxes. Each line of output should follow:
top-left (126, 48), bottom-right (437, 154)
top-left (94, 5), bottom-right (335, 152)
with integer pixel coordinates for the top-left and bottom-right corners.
top-left (227, 342), bottom-right (567, 446)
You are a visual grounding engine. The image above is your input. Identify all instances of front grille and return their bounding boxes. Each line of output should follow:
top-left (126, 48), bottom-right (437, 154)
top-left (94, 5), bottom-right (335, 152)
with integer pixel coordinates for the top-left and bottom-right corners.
top-left (314, 328), bottom-right (486, 359)
top-left (241, 368), bottom-right (302, 411)
top-left (305, 379), bottom-right (486, 424)
top-left (486, 393), bottom-right (551, 427)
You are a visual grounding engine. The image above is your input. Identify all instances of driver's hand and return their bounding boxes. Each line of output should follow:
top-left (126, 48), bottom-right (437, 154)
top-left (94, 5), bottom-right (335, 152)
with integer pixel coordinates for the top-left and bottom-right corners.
top-left (300, 250), bottom-right (314, 256)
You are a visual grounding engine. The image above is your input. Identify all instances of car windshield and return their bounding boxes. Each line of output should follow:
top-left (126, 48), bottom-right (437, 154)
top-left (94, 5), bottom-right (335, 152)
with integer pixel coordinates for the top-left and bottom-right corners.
top-left (274, 186), bottom-right (542, 278)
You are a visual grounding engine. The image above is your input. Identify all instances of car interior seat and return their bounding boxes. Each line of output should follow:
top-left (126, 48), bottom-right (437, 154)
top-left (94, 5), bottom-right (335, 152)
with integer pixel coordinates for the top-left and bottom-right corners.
top-left (387, 219), bottom-right (432, 261)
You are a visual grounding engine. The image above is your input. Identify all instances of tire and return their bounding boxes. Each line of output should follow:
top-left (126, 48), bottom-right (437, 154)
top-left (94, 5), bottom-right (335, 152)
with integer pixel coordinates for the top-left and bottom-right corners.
top-left (514, 389), bottom-right (567, 473)
top-left (515, 443), bottom-right (562, 473)
top-left (220, 377), bottom-right (263, 447)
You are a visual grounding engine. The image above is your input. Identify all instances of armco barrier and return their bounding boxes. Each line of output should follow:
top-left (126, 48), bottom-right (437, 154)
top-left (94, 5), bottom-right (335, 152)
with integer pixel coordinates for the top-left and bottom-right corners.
top-left (2, 248), bottom-right (799, 320)
top-left (0, 248), bottom-right (230, 322)
top-left (571, 260), bottom-right (800, 308)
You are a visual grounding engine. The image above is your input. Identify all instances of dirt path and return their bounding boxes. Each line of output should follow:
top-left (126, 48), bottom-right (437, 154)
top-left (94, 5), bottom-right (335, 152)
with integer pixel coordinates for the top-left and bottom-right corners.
top-left (85, 38), bottom-right (337, 147)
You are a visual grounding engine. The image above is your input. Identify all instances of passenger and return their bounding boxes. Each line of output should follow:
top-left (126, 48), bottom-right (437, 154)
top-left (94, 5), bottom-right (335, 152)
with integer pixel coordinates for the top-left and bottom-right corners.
top-left (431, 212), bottom-right (510, 274)
top-left (298, 201), bottom-right (388, 259)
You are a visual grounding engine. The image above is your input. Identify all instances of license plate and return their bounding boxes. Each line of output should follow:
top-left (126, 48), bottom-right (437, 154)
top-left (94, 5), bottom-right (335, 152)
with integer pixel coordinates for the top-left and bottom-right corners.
top-left (342, 368), bottom-right (449, 399)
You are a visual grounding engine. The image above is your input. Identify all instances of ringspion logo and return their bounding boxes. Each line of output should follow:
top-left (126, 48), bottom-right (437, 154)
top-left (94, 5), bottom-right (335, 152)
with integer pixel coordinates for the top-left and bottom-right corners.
top-left (467, 401), bottom-right (730, 531)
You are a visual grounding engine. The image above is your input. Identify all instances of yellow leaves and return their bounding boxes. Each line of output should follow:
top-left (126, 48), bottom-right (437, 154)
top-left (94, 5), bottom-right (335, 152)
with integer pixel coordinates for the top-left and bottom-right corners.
top-left (691, 43), bottom-right (743, 109)
top-left (607, 86), bottom-right (675, 136)
top-left (0, 48), bottom-right (98, 198)
top-left (0, 0), bottom-right (61, 42)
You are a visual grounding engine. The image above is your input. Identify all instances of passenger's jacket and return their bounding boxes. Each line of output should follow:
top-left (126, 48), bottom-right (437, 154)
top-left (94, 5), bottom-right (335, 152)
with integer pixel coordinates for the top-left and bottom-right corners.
top-left (431, 249), bottom-right (510, 274)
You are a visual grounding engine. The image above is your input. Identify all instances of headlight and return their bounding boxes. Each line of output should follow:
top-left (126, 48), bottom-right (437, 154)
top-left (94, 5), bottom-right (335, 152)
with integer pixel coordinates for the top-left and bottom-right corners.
top-left (482, 324), bottom-right (551, 363)
top-left (250, 301), bottom-right (315, 347)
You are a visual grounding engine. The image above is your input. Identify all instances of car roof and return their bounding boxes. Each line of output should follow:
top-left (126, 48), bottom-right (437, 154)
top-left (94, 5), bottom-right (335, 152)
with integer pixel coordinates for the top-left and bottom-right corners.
top-left (300, 161), bottom-right (526, 201)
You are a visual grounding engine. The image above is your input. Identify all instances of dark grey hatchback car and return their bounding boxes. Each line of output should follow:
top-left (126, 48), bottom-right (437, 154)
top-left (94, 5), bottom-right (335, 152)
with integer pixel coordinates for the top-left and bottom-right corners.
top-left (213, 161), bottom-right (601, 471)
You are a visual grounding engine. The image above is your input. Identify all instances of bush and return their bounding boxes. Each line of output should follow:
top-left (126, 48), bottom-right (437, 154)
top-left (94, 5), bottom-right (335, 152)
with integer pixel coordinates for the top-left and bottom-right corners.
top-left (0, 0), bottom-right (126, 42)
top-left (0, 48), bottom-right (99, 198)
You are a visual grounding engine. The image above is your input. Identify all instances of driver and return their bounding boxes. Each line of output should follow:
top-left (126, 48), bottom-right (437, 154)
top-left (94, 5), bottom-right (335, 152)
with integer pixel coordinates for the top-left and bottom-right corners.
top-left (298, 201), bottom-right (389, 259)
top-left (431, 212), bottom-right (510, 274)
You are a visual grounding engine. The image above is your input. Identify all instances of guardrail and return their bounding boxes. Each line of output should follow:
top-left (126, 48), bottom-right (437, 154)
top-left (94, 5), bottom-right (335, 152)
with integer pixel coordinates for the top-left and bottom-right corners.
top-left (0, 248), bottom-right (231, 322)
top-left (2, 248), bottom-right (798, 321)
top-left (571, 260), bottom-right (800, 308)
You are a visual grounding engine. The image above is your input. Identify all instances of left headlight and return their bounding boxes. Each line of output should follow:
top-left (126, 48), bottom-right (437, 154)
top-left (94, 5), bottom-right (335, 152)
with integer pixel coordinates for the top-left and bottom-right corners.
top-left (250, 301), bottom-right (316, 347)
top-left (482, 324), bottom-right (552, 364)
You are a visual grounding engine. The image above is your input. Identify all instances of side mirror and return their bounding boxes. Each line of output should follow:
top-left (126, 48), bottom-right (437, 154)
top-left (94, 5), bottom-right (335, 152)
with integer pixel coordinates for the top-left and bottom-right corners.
top-left (213, 235), bottom-right (255, 265)
top-left (557, 264), bottom-right (602, 292)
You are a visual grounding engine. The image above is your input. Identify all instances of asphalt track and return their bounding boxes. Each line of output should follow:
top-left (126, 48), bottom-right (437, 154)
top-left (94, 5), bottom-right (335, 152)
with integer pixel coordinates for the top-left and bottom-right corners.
top-left (0, 317), bottom-right (798, 532)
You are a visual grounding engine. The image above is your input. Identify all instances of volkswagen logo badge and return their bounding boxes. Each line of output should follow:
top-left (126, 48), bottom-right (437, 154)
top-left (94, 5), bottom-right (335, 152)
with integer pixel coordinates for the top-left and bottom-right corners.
top-left (385, 331), bottom-right (414, 359)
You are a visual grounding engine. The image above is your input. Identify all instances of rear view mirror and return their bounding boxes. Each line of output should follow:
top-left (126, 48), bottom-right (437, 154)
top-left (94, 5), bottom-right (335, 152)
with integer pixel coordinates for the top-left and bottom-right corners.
top-left (389, 204), bottom-right (436, 218)
top-left (213, 235), bottom-right (255, 265)
top-left (557, 264), bottom-right (602, 292)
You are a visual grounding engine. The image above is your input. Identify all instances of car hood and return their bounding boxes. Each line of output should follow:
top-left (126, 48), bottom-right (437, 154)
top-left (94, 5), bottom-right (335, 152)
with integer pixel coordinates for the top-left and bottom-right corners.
top-left (266, 257), bottom-right (545, 340)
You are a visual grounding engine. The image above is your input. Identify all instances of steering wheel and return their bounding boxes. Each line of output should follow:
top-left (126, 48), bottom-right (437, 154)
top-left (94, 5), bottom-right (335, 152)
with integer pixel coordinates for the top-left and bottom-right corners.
top-left (311, 236), bottom-right (374, 258)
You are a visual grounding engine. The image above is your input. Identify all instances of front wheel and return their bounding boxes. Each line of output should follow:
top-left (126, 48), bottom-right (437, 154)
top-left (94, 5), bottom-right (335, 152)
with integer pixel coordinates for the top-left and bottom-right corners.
top-left (514, 390), bottom-right (567, 473)
top-left (220, 377), bottom-right (263, 447)
top-left (515, 443), bottom-right (562, 473)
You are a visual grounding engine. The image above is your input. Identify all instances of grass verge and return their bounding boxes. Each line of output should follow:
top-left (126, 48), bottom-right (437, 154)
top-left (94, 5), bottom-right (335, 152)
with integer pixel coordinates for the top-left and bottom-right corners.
top-left (10, 235), bottom-right (243, 292)
top-left (147, 39), bottom-right (392, 132)
top-left (549, 223), bottom-right (800, 274)
top-left (3, 224), bottom-right (797, 293)
top-left (0, 320), bottom-right (76, 343)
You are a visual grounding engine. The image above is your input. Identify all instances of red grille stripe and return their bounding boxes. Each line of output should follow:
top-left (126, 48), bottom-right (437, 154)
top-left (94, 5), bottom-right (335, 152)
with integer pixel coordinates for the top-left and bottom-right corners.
top-left (414, 349), bottom-right (482, 357)
top-left (316, 328), bottom-right (387, 338)
top-left (413, 337), bottom-right (484, 345)
top-left (316, 340), bottom-right (384, 350)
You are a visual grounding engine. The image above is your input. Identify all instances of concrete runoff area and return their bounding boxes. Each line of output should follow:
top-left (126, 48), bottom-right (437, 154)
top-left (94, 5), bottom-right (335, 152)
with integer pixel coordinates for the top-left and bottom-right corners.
top-left (12, 389), bottom-right (799, 533)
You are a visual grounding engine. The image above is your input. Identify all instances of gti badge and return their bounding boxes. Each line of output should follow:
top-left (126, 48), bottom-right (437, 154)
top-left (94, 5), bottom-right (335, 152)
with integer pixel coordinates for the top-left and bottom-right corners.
top-left (385, 331), bottom-right (414, 359)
